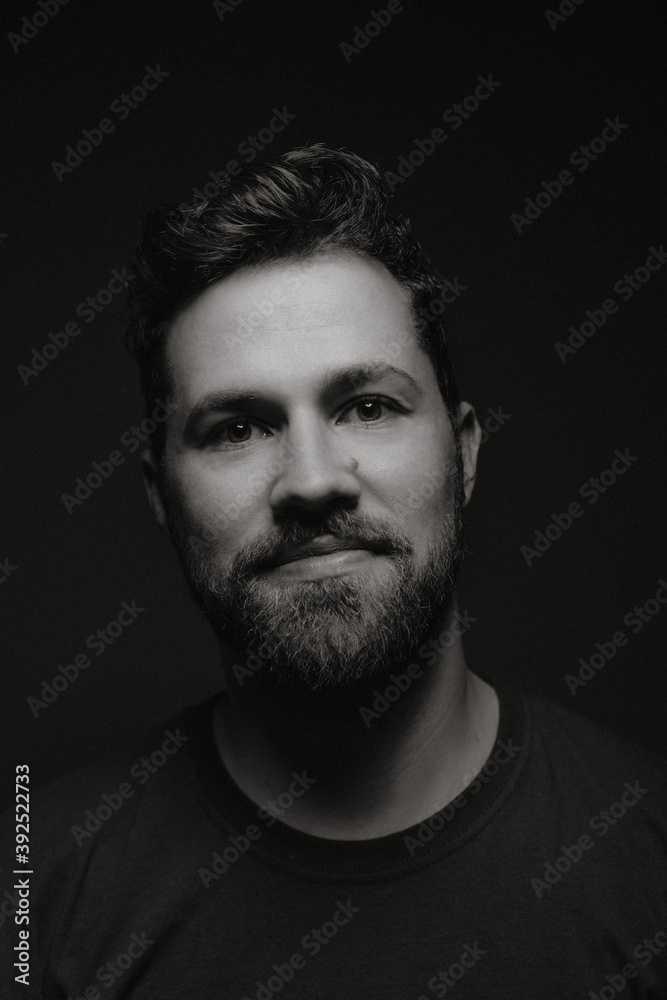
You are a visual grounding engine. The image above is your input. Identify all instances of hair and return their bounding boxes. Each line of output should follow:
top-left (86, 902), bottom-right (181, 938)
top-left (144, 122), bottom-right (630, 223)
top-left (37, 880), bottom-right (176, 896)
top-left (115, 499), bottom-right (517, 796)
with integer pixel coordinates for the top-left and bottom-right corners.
top-left (125, 143), bottom-right (460, 458)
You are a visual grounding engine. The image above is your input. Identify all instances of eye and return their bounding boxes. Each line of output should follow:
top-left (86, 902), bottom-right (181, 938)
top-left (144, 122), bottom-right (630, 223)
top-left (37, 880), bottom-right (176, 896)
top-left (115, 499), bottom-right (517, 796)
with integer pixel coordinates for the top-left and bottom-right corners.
top-left (337, 395), bottom-right (403, 425)
top-left (355, 399), bottom-right (384, 422)
top-left (206, 419), bottom-right (273, 449)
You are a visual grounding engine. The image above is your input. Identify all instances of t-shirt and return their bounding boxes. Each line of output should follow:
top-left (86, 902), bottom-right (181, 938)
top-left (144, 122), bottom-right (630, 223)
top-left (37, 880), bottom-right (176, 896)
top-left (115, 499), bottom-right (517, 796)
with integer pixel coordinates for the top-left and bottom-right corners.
top-left (1, 686), bottom-right (665, 999)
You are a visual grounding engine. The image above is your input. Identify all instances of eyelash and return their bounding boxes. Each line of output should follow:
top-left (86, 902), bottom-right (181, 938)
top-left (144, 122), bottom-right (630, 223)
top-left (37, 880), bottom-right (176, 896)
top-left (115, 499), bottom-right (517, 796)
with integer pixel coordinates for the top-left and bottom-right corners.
top-left (338, 394), bottom-right (406, 425)
top-left (204, 395), bottom-right (405, 448)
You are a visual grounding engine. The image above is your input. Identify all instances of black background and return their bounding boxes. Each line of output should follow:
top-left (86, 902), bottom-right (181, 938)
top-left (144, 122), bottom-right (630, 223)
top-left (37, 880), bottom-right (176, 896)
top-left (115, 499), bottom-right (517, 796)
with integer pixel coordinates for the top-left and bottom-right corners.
top-left (2, 0), bottom-right (665, 813)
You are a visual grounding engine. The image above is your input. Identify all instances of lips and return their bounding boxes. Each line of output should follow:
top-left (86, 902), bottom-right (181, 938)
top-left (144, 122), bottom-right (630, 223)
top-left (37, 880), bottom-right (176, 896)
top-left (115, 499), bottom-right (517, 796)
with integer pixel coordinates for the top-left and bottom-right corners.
top-left (261, 534), bottom-right (385, 570)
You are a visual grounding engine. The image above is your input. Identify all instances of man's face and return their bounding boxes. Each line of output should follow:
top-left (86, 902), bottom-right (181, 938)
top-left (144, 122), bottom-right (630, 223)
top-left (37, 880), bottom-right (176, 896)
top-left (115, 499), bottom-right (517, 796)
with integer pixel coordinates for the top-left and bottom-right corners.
top-left (148, 253), bottom-right (476, 689)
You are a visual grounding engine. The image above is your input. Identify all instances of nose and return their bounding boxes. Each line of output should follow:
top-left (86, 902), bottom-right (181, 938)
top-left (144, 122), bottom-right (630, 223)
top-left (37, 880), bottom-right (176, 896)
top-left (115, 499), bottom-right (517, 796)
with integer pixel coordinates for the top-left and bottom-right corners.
top-left (268, 414), bottom-right (361, 516)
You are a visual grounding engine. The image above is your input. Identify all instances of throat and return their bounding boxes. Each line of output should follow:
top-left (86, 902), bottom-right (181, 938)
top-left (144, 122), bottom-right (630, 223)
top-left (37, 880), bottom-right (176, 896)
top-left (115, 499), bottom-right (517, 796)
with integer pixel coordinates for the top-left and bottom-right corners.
top-left (212, 660), bottom-right (499, 841)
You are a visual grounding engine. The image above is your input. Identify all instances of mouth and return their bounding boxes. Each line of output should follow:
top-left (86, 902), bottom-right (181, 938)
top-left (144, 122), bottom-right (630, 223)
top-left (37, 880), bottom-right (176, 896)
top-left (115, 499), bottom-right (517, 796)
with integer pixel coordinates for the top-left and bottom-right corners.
top-left (256, 535), bottom-right (391, 581)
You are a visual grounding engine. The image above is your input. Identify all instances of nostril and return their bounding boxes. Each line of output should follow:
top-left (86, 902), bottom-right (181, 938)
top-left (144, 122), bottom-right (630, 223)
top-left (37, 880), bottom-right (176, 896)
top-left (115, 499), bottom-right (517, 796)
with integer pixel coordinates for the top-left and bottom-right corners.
top-left (271, 491), bottom-right (360, 521)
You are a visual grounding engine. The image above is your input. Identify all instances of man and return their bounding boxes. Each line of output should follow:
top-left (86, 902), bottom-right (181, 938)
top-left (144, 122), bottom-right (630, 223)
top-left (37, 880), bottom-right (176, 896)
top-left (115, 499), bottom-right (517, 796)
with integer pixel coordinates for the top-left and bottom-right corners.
top-left (2, 146), bottom-right (665, 998)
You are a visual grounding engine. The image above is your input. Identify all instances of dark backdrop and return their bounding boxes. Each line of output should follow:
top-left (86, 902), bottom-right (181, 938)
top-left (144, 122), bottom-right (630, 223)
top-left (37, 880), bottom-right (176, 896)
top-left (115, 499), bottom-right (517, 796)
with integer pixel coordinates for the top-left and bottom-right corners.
top-left (2, 0), bottom-right (665, 812)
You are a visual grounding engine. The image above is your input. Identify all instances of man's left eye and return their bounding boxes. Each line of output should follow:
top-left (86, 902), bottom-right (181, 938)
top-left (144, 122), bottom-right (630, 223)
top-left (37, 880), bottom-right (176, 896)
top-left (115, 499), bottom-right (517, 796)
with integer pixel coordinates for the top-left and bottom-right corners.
top-left (338, 396), bottom-right (399, 424)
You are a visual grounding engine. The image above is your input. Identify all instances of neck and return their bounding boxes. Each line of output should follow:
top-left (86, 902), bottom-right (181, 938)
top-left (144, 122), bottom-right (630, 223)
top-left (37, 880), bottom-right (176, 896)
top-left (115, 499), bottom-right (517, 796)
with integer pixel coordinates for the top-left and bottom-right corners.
top-left (213, 600), bottom-right (499, 840)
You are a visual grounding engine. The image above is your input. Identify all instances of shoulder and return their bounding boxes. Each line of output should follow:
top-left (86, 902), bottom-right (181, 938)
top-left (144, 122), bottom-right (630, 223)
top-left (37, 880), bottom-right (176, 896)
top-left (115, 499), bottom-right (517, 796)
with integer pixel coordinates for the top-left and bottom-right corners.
top-left (0, 699), bottom-right (219, 982)
top-left (0, 698), bottom-right (215, 884)
top-left (523, 689), bottom-right (665, 777)
top-left (518, 688), bottom-right (666, 838)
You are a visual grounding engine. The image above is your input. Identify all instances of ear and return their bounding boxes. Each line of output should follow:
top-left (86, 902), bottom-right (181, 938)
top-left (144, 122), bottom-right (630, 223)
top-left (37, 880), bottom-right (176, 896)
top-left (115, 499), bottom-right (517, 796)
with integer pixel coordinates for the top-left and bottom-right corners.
top-left (457, 401), bottom-right (482, 506)
top-left (141, 448), bottom-right (169, 530)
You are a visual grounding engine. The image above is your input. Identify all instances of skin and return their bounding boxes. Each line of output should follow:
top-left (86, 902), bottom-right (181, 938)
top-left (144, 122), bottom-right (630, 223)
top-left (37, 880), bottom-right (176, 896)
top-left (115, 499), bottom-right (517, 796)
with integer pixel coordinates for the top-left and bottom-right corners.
top-left (143, 252), bottom-right (499, 840)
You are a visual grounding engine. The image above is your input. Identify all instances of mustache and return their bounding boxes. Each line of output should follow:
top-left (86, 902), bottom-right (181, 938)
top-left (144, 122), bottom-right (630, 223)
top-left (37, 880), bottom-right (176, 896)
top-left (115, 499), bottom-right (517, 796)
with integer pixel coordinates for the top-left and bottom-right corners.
top-left (229, 509), bottom-right (414, 580)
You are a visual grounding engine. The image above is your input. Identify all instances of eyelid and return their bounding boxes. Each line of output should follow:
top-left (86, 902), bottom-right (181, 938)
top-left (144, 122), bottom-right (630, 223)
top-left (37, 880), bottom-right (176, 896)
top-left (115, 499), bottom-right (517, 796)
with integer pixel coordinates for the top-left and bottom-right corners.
top-left (203, 415), bottom-right (274, 448)
top-left (336, 393), bottom-right (407, 421)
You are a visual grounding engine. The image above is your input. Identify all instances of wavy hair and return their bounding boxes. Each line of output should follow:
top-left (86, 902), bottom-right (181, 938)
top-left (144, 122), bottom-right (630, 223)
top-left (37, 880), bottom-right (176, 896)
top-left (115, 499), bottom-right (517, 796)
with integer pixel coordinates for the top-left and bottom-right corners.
top-left (126, 144), bottom-right (460, 456)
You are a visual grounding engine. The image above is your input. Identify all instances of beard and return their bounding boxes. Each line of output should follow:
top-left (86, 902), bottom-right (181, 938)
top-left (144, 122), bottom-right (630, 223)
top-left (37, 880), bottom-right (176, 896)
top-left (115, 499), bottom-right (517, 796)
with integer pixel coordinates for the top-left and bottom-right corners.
top-left (164, 453), bottom-right (465, 692)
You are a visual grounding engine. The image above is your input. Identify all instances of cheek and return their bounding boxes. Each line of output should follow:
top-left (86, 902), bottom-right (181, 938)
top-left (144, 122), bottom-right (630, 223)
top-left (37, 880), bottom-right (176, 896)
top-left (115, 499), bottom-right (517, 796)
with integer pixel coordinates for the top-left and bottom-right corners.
top-left (364, 426), bottom-right (456, 522)
top-left (167, 453), bottom-right (274, 546)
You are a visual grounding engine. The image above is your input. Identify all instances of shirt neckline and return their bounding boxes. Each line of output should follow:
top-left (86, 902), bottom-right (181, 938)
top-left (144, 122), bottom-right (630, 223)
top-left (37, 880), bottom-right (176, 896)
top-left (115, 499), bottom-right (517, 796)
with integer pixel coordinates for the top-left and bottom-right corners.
top-left (183, 683), bottom-right (530, 884)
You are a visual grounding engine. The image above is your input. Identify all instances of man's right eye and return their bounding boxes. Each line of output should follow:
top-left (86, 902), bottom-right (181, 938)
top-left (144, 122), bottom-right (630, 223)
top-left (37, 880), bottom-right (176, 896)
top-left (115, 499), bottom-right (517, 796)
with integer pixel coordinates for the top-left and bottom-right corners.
top-left (205, 419), bottom-right (273, 449)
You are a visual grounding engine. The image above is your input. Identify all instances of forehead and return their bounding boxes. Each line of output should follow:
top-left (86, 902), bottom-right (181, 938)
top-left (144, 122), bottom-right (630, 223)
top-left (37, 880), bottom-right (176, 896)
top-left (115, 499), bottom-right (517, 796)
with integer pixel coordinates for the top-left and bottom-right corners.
top-left (166, 253), bottom-right (432, 402)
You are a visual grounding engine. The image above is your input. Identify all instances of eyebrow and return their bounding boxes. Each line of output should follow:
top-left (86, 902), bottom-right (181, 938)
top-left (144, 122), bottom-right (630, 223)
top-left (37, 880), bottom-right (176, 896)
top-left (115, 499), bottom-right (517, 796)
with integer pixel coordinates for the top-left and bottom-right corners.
top-left (182, 361), bottom-right (423, 439)
top-left (321, 362), bottom-right (423, 397)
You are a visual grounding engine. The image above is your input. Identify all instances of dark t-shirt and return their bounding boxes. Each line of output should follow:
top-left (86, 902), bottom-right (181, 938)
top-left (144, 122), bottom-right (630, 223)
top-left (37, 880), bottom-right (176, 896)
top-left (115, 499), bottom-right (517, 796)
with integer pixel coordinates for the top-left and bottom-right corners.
top-left (1, 687), bottom-right (665, 999)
